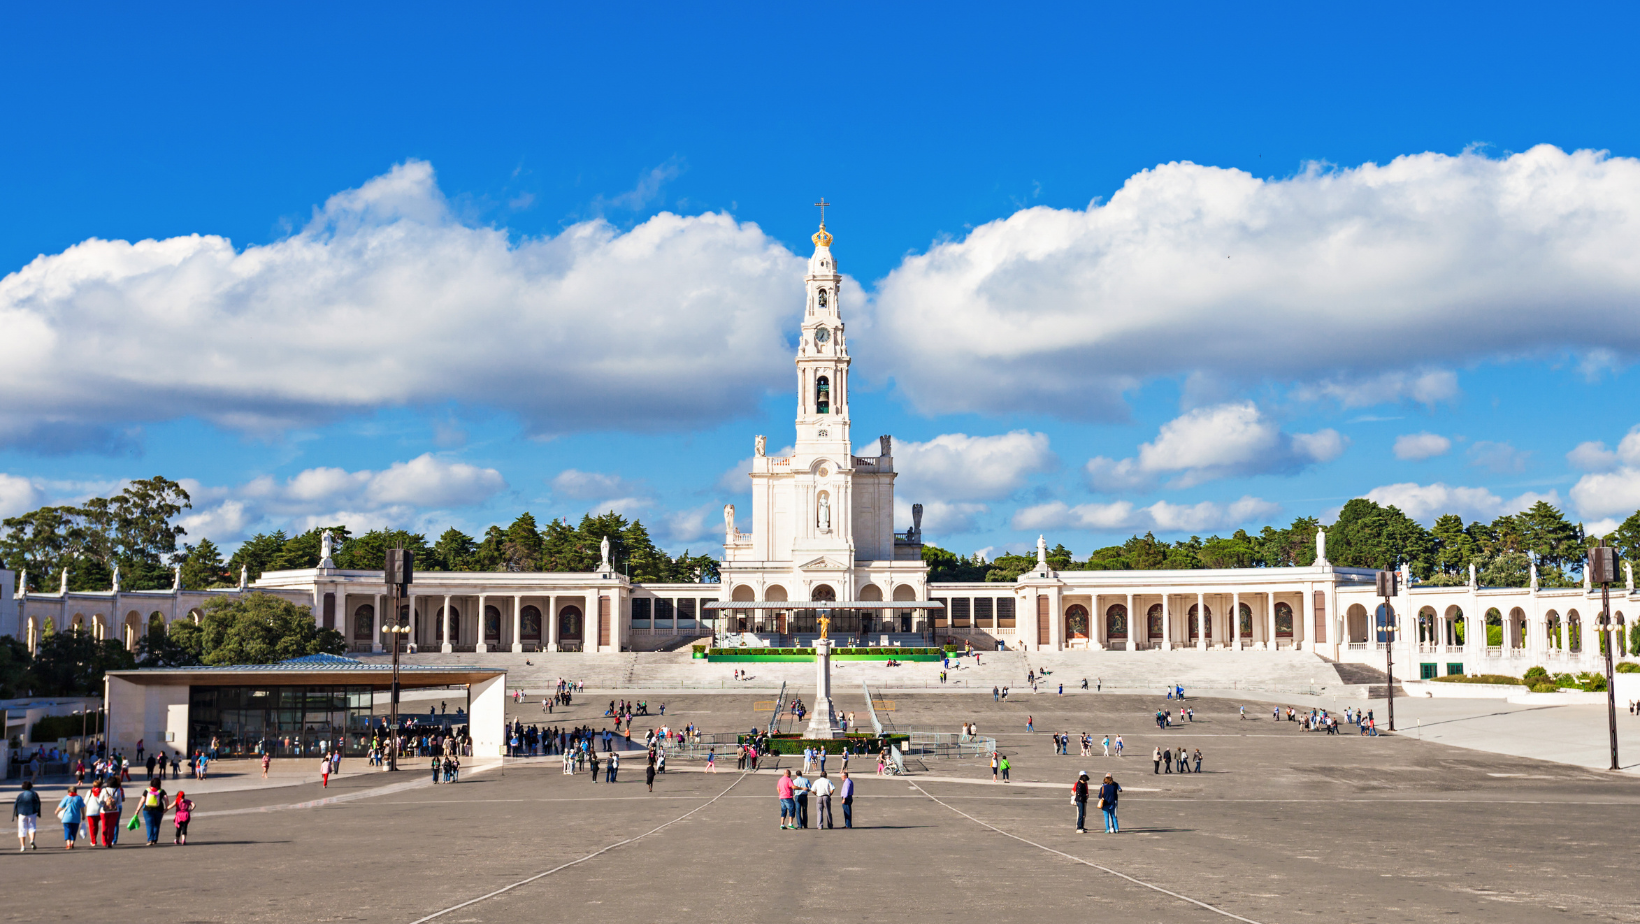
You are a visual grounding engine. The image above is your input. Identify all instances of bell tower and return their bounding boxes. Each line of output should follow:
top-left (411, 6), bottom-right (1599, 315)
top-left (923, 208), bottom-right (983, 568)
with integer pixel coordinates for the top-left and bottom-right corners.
top-left (795, 201), bottom-right (850, 453)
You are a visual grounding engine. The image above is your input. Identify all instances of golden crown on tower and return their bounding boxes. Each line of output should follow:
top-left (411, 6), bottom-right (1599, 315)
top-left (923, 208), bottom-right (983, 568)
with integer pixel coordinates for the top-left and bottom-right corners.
top-left (812, 198), bottom-right (833, 247)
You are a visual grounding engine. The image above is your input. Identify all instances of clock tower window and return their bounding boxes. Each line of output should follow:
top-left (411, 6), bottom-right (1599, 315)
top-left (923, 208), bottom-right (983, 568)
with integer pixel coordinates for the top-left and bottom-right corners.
top-left (816, 376), bottom-right (830, 414)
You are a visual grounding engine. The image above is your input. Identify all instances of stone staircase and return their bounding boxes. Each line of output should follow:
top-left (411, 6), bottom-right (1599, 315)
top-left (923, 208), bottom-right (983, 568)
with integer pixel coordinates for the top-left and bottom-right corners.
top-left (356, 647), bottom-right (1351, 695)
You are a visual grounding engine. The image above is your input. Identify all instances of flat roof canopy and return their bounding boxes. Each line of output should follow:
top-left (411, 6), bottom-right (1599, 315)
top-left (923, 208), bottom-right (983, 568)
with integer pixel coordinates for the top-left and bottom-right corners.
top-left (106, 653), bottom-right (504, 688)
top-left (703, 601), bottom-right (944, 610)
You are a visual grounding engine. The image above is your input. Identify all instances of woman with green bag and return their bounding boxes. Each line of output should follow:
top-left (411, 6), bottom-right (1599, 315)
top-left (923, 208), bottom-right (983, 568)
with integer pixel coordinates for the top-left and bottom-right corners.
top-left (137, 779), bottom-right (167, 845)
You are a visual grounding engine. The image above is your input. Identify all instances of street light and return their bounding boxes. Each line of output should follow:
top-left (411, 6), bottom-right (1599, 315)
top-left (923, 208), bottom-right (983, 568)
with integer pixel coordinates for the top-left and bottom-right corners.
top-left (1376, 570), bottom-right (1399, 732)
top-left (382, 547), bottom-right (414, 772)
top-left (1589, 540), bottom-right (1621, 771)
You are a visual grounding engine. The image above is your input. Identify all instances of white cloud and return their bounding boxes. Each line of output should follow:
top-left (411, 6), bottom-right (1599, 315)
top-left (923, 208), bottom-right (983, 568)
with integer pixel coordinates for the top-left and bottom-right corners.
top-left (893, 431), bottom-right (1056, 501)
top-left (1011, 495), bottom-right (1278, 535)
top-left (861, 146), bottom-right (1640, 416)
top-left (179, 453), bottom-right (507, 542)
top-left (1393, 432), bottom-right (1452, 461)
top-left (1364, 482), bottom-right (1557, 524)
top-left (552, 469), bottom-right (643, 502)
top-left (0, 160), bottom-right (806, 451)
top-left (1585, 518), bottom-right (1623, 539)
top-left (1567, 440), bottom-right (1620, 473)
top-left (895, 498), bottom-right (990, 536)
top-left (0, 474), bottom-right (43, 518)
top-left (1467, 440), bottom-right (1530, 474)
top-left (1085, 402), bottom-right (1344, 492)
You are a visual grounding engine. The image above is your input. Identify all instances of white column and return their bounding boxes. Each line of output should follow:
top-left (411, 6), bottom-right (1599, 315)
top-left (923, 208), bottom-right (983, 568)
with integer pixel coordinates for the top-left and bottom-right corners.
top-left (587, 591), bottom-right (599, 651)
top-left (441, 593), bottom-right (453, 653)
top-left (548, 595), bottom-right (559, 652)
top-left (372, 592), bottom-right (384, 653)
top-left (1161, 593), bottom-right (1173, 650)
top-left (1126, 592), bottom-right (1136, 651)
top-left (1195, 591), bottom-right (1206, 650)
top-left (477, 593), bottom-right (489, 653)
top-left (1301, 587), bottom-right (1315, 653)
top-left (1266, 591), bottom-right (1276, 650)
top-left (407, 591), bottom-right (418, 650)
top-left (512, 594), bottom-right (523, 653)
top-left (1232, 591), bottom-right (1241, 649)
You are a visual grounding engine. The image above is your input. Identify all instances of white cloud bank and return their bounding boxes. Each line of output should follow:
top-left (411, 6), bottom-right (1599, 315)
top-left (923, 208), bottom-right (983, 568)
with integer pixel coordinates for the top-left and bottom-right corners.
top-left (0, 160), bottom-right (805, 451)
top-left (893, 431), bottom-right (1056, 501)
top-left (1085, 402), bottom-right (1343, 492)
top-left (1393, 432), bottom-right (1451, 461)
top-left (1012, 495), bottom-right (1281, 535)
top-left (1569, 425), bottom-right (1640, 522)
top-left (862, 145), bottom-right (1640, 416)
top-left (1363, 482), bottom-right (1559, 524)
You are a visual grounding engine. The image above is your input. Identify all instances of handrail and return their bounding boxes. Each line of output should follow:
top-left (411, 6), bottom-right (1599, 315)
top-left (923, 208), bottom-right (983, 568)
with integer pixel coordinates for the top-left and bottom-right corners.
top-left (861, 680), bottom-right (884, 736)
top-left (766, 681), bottom-right (787, 736)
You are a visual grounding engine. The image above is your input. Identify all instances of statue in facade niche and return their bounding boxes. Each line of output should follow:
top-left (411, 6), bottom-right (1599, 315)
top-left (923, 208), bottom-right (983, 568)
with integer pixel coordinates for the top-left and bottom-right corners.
top-left (724, 503), bottom-right (736, 539)
top-left (755, 435), bottom-right (767, 457)
top-left (818, 494), bottom-right (831, 531)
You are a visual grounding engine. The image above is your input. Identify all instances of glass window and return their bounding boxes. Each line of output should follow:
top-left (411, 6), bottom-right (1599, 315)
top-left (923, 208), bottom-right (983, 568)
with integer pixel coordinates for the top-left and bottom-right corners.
top-left (974, 597), bottom-right (994, 628)
top-left (678, 599), bottom-right (698, 632)
top-left (997, 597), bottom-right (1016, 629)
top-left (656, 598), bottom-right (675, 632)
top-left (632, 597), bottom-right (652, 629)
top-left (932, 598), bottom-right (948, 628)
top-left (952, 598), bottom-right (971, 628)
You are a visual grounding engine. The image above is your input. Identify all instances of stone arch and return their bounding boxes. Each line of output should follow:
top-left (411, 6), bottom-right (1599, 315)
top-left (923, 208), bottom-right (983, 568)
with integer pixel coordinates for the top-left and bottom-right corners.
top-left (1347, 603), bottom-right (1369, 643)
top-left (1484, 607), bottom-right (1502, 648)
top-left (767, 585), bottom-right (792, 603)
top-left (1444, 605), bottom-right (1466, 647)
top-left (1065, 603), bottom-right (1089, 640)
top-left (1146, 603), bottom-right (1164, 640)
top-left (810, 584), bottom-right (837, 602)
top-left (91, 613), bottom-right (107, 640)
top-left (1508, 607), bottom-right (1526, 649)
top-left (123, 611), bottom-right (144, 649)
top-left (1187, 603), bottom-right (1213, 640)
top-left (1237, 602), bottom-right (1253, 639)
top-left (1545, 610), bottom-right (1561, 649)
top-left (70, 612), bottom-right (87, 633)
top-left (1105, 603), bottom-right (1128, 640)
top-left (816, 375), bottom-right (831, 414)
top-left (1373, 603), bottom-right (1395, 643)
top-left (558, 605), bottom-right (584, 642)
top-left (353, 604), bottom-right (375, 641)
top-left (729, 585), bottom-right (757, 632)
top-left (1417, 606), bottom-right (1438, 644)
top-left (858, 583), bottom-right (883, 601)
top-left (1567, 609), bottom-right (1582, 652)
top-left (149, 612), bottom-right (166, 637)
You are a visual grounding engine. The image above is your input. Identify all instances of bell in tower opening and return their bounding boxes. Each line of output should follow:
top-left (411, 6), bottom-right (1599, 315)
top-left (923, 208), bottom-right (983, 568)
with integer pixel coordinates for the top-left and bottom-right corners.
top-left (816, 376), bottom-right (830, 414)
top-left (818, 288), bottom-right (827, 308)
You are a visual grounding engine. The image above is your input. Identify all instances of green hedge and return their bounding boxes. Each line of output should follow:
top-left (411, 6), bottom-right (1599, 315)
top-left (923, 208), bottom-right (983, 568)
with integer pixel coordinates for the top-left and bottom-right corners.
top-left (30, 713), bottom-right (103, 742)
top-left (1430, 674), bottom-right (1524, 685)
top-left (1616, 662), bottom-right (1640, 673)
top-left (737, 733), bottom-right (909, 754)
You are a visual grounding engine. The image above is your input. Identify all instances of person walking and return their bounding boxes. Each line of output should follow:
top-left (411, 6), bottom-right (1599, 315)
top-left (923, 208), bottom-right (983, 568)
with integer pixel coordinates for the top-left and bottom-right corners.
top-left (137, 779), bottom-right (167, 846)
top-left (101, 779), bottom-right (124, 847)
top-left (170, 791), bottom-right (193, 845)
top-left (990, 751), bottom-right (999, 782)
top-left (1101, 735), bottom-right (1111, 757)
top-left (1026, 715), bottom-right (1034, 733)
top-left (812, 772), bottom-right (836, 829)
top-left (1098, 773), bottom-right (1122, 833)
top-left (83, 778), bottom-right (104, 847)
top-left (793, 770), bottom-right (811, 829)
top-left (839, 771), bottom-right (854, 829)
top-left (1162, 747), bottom-right (1172, 774)
top-left (261, 751), bottom-right (271, 779)
top-left (607, 752), bottom-right (619, 783)
top-left (13, 781), bottom-right (40, 851)
top-left (55, 786), bottom-right (86, 850)
top-left (777, 770), bottom-right (796, 829)
top-left (589, 753), bottom-right (601, 783)
top-left (1152, 747), bottom-right (1161, 774)
top-left (1072, 770), bottom-right (1090, 833)
top-left (998, 753), bottom-right (1011, 783)
top-left (1193, 748), bottom-right (1204, 773)
top-left (705, 749), bottom-right (716, 773)
top-left (320, 755), bottom-right (331, 788)
top-left (645, 753), bottom-right (657, 792)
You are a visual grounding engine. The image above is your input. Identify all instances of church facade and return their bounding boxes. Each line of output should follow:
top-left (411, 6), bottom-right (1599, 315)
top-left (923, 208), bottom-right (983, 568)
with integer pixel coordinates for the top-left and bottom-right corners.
top-left (5, 219), bottom-right (1639, 680)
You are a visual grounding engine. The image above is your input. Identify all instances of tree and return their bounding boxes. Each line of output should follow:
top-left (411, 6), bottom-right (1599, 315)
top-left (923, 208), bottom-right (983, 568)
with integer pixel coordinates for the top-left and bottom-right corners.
top-left (1199, 532), bottom-right (1257, 569)
top-left (197, 593), bottom-right (345, 665)
top-left (1431, 514), bottom-right (1478, 577)
top-left (333, 530), bottom-right (433, 572)
top-left (432, 528), bottom-right (477, 571)
top-left (177, 538), bottom-right (229, 590)
top-left (273, 526), bottom-right (352, 571)
top-left (0, 636), bottom-right (31, 699)
top-left (25, 630), bottom-right (135, 696)
top-left (923, 545), bottom-right (988, 582)
top-left (1514, 501), bottom-right (1583, 572)
top-left (1254, 517), bottom-right (1319, 567)
top-left (134, 620), bottom-right (204, 667)
top-left (503, 513), bottom-right (546, 571)
top-left (1124, 533), bottom-right (1169, 570)
top-left (1612, 510), bottom-right (1640, 573)
top-left (1328, 498), bottom-right (1436, 578)
top-left (226, 530), bottom-right (289, 583)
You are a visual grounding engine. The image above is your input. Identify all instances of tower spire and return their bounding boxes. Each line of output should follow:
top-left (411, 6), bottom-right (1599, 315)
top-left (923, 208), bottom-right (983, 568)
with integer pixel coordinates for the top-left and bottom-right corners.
top-left (812, 198), bottom-right (833, 247)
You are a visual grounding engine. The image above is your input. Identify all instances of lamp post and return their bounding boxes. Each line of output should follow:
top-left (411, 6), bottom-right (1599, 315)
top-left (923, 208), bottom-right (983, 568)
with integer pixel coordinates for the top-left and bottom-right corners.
top-left (1589, 541), bottom-right (1620, 771)
top-left (383, 548), bottom-right (414, 772)
top-left (1376, 570), bottom-right (1399, 732)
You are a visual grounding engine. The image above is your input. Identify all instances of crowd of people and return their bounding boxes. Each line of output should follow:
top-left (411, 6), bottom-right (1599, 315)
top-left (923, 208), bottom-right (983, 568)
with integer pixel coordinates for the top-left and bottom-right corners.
top-left (12, 774), bottom-right (194, 851)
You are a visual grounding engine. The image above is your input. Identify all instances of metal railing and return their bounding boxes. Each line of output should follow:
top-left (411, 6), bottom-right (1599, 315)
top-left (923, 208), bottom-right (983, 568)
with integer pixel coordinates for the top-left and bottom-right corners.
top-left (862, 680), bottom-right (885, 736)
top-left (905, 731), bottom-right (996, 759)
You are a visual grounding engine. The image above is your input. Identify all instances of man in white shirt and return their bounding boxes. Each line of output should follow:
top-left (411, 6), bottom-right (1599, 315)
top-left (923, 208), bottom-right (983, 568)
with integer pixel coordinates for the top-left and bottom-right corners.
top-left (810, 772), bottom-right (837, 829)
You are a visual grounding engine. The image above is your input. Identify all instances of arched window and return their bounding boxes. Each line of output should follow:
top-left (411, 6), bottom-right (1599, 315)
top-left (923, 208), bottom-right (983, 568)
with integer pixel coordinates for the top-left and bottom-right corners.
top-left (1238, 602), bottom-right (1253, 637)
top-left (811, 584), bottom-right (837, 602)
top-left (1065, 604), bottom-right (1089, 639)
top-left (816, 376), bottom-right (830, 414)
top-left (484, 605), bottom-right (502, 641)
top-left (1147, 603), bottom-right (1164, 639)
top-left (436, 607), bottom-right (460, 643)
top-left (1275, 602), bottom-right (1295, 638)
top-left (521, 606), bottom-right (542, 641)
top-left (1105, 604), bottom-right (1128, 639)
top-left (1187, 603), bottom-right (1213, 639)
top-left (353, 605), bottom-right (375, 640)
top-left (559, 606), bottom-right (584, 641)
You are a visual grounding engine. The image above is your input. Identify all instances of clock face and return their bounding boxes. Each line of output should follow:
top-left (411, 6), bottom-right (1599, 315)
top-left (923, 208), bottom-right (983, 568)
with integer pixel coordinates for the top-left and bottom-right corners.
top-left (815, 328), bottom-right (831, 344)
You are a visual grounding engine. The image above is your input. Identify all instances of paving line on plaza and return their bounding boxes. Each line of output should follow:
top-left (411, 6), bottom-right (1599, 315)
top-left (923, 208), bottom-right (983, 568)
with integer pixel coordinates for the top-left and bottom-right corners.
top-left (909, 781), bottom-right (1268, 924)
top-left (406, 772), bottom-right (749, 924)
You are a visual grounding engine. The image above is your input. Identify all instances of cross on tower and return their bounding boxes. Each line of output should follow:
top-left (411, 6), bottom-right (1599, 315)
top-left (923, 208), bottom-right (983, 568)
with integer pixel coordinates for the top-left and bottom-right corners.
top-left (813, 197), bottom-right (831, 225)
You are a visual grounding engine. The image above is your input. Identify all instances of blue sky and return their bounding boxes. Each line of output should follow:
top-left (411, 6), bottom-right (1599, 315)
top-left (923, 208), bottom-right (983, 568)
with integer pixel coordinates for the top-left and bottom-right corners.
top-left (3, 3), bottom-right (1640, 559)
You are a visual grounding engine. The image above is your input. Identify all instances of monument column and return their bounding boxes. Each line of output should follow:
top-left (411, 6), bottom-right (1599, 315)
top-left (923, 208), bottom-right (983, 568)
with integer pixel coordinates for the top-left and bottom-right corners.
top-left (1160, 593), bottom-right (1173, 650)
top-left (586, 591), bottom-right (599, 652)
top-left (1196, 591), bottom-right (1206, 650)
top-left (1231, 591), bottom-right (1241, 649)
top-left (548, 596), bottom-right (559, 652)
top-left (806, 636), bottom-right (842, 738)
top-left (1266, 592), bottom-right (1277, 649)
top-left (512, 594), bottom-right (523, 653)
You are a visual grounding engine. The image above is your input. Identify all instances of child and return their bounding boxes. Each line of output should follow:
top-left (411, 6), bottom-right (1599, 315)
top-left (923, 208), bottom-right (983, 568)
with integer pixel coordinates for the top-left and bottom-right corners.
top-left (706, 750), bottom-right (716, 773)
top-left (320, 755), bottom-right (331, 788)
top-left (171, 792), bottom-right (193, 845)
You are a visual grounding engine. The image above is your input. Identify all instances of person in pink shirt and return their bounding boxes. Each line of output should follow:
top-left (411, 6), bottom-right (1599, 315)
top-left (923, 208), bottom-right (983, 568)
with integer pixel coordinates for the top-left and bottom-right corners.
top-left (777, 769), bottom-right (797, 830)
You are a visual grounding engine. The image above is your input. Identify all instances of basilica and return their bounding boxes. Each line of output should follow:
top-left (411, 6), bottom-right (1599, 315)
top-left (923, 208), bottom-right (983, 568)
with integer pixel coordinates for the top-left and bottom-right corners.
top-left (4, 219), bottom-right (1639, 682)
